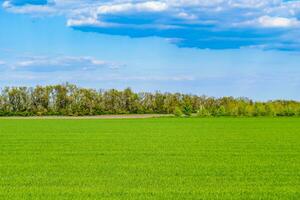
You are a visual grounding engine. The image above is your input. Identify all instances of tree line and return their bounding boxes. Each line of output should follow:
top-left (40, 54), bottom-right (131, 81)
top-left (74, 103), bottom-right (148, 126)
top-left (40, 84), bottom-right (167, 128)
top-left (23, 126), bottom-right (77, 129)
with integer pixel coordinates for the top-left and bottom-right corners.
top-left (0, 83), bottom-right (300, 117)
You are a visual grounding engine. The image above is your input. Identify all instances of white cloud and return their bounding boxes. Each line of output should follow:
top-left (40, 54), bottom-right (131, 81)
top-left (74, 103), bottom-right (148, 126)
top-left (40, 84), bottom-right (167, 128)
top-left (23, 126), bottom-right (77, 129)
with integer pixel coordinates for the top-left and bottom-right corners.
top-left (7, 55), bottom-right (121, 72)
top-left (234, 15), bottom-right (300, 28)
top-left (10, 5), bottom-right (56, 14)
top-left (2, 1), bottom-right (56, 15)
top-left (67, 18), bottom-right (104, 27)
top-left (258, 15), bottom-right (300, 28)
top-left (97, 1), bottom-right (168, 14)
top-left (177, 12), bottom-right (197, 20)
top-left (2, 1), bottom-right (10, 8)
top-left (3, 0), bottom-right (300, 50)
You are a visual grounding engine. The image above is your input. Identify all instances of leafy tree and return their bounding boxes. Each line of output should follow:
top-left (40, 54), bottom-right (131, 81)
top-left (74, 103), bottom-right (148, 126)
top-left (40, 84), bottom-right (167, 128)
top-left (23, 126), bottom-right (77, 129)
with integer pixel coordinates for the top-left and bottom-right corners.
top-left (0, 84), bottom-right (300, 117)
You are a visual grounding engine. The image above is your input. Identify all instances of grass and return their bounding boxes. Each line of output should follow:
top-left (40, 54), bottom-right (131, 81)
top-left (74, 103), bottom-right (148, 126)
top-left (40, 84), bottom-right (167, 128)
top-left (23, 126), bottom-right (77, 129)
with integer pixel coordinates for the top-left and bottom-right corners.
top-left (0, 118), bottom-right (299, 199)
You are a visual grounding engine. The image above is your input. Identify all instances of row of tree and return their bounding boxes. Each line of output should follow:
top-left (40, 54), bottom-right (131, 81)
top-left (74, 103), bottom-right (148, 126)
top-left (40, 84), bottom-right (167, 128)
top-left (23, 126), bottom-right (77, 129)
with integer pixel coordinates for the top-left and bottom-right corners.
top-left (0, 83), bottom-right (300, 117)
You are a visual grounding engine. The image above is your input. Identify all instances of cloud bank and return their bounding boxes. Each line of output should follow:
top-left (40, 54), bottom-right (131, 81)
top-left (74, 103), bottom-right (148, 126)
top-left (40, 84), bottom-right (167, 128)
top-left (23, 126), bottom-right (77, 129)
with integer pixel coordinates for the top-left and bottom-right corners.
top-left (3, 0), bottom-right (300, 50)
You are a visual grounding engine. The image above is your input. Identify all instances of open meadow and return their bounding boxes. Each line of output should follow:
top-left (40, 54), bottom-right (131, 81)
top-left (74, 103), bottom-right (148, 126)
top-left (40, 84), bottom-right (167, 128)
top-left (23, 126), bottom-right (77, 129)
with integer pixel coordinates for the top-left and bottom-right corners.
top-left (0, 118), bottom-right (299, 199)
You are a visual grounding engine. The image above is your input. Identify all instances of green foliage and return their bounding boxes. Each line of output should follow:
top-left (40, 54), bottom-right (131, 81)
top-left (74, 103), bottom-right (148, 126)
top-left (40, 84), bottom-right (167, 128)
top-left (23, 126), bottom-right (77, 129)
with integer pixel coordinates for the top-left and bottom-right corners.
top-left (216, 105), bottom-right (226, 116)
top-left (0, 84), bottom-right (300, 117)
top-left (173, 106), bottom-right (183, 117)
top-left (197, 106), bottom-right (211, 117)
top-left (1, 118), bottom-right (300, 199)
top-left (182, 104), bottom-right (193, 116)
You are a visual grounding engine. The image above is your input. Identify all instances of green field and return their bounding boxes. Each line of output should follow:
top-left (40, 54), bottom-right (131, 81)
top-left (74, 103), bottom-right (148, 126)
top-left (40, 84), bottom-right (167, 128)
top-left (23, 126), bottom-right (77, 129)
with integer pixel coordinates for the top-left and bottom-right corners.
top-left (0, 118), bottom-right (299, 199)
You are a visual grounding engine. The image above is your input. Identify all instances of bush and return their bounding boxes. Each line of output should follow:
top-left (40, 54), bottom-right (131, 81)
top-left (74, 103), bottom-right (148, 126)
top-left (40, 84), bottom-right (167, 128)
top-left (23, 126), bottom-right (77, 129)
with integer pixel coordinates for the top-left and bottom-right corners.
top-left (182, 104), bottom-right (193, 117)
top-left (216, 106), bottom-right (226, 116)
top-left (173, 107), bottom-right (183, 117)
top-left (197, 106), bottom-right (211, 117)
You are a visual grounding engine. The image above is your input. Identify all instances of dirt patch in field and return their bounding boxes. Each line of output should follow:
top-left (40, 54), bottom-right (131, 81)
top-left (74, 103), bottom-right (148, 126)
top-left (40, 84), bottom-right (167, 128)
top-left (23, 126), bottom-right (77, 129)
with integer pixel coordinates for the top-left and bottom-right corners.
top-left (0, 114), bottom-right (173, 119)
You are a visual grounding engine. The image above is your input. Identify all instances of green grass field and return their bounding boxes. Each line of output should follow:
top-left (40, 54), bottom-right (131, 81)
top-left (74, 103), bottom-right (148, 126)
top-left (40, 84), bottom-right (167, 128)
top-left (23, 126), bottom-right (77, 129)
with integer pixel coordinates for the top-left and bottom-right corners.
top-left (0, 118), bottom-right (299, 199)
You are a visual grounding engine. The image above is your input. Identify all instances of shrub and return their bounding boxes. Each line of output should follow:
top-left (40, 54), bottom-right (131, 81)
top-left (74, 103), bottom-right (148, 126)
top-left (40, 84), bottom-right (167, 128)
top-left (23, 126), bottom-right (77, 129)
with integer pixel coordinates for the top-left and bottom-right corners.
top-left (182, 104), bottom-right (193, 116)
top-left (197, 106), bottom-right (211, 117)
top-left (173, 107), bottom-right (183, 117)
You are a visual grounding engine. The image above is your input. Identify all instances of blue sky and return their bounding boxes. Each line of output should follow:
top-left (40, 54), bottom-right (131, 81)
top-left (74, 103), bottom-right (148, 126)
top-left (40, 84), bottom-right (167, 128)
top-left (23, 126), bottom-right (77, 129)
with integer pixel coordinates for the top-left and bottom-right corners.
top-left (1, 0), bottom-right (300, 100)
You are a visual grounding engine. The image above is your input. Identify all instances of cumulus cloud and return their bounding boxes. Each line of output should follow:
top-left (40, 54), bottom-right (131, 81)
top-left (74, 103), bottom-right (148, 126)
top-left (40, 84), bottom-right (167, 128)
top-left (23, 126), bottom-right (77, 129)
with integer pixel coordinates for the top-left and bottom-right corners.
top-left (3, 0), bottom-right (300, 50)
top-left (4, 55), bottom-right (121, 72)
